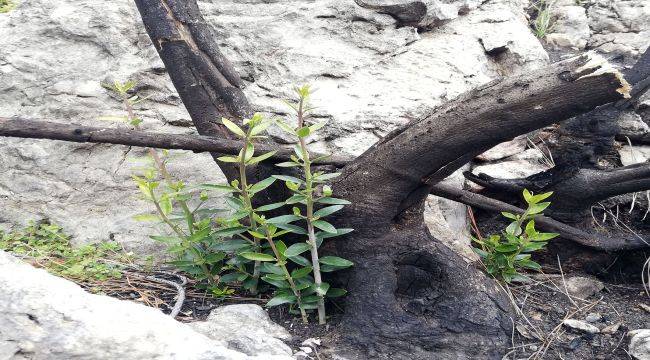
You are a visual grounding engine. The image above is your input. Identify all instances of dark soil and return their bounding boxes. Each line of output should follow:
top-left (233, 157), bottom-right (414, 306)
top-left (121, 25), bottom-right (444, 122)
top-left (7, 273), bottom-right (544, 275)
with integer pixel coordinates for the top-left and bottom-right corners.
top-left (506, 274), bottom-right (649, 360)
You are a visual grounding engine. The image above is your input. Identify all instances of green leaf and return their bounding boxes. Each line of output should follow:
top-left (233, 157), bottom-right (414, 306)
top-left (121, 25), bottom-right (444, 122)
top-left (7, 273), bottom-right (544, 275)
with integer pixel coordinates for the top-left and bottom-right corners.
top-left (204, 252), bottom-right (226, 263)
top-left (266, 294), bottom-right (297, 307)
top-left (242, 143), bottom-right (254, 162)
top-left (518, 259), bottom-right (542, 271)
top-left (529, 191), bottom-right (553, 204)
top-left (250, 119), bottom-right (273, 136)
top-left (199, 184), bottom-right (238, 192)
top-left (133, 213), bottom-right (159, 222)
top-left (293, 145), bottom-right (304, 161)
top-left (312, 220), bottom-right (337, 234)
top-left (314, 205), bottom-right (344, 218)
top-left (261, 275), bottom-right (290, 288)
top-left (248, 151), bottom-right (277, 165)
top-left (275, 119), bottom-right (297, 135)
top-left (530, 232), bottom-right (559, 241)
top-left (217, 156), bottom-right (240, 163)
top-left (225, 196), bottom-right (244, 210)
top-left (313, 173), bottom-right (341, 182)
top-left (291, 266), bottom-right (312, 279)
top-left (309, 121), bottom-right (327, 133)
top-left (276, 161), bottom-right (300, 168)
top-left (249, 177), bottom-right (276, 194)
top-left (260, 263), bottom-right (285, 275)
top-left (256, 202), bottom-right (285, 212)
top-left (266, 215), bottom-right (301, 225)
top-left (274, 223), bottom-right (308, 235)
top-left (319, 256), bottom-right (353, 268)
top-left (315, 282), bottom-right (330, 296)
top-left (272, 175), bottom-right (303, 184)
top-left (326, 288), bottom-right (347, 298)
top-left (275, 240), bottom-right (287, 259)
top-left (495, 244), bottom-right (519, 252)
top-left (212, 226), bottom-right (248, 238)
top-left (296, 126), bottom-right (311, 138)
top-left (472, 247), bottom-right (489, 258)
top-left (284, 243), bottom-right (312, 257)
top-left (505, 222), bottom-right (522, 236)
top-left (528, 202), bottom-right (551, 214)
top-left (222, 118), bottom-right (246, 137)
top-left (501, 212), bottom-right (518, 220)
top-left (522, 189), bottom-right (533, 203)
top-left (211, 239), bottom-right (250, 251)
top-left (288, 255), bottom-right (311, 267)
top-left (316, 197), bottom-right (350, 205)
top-left (240, 252), bottom-right (276, 262)
top-left (286, 195), bottom-right (307, 204)
top-left (220, 272), bottom-right (247, 283)
top-left (522, 242), bottom-right (547, 252)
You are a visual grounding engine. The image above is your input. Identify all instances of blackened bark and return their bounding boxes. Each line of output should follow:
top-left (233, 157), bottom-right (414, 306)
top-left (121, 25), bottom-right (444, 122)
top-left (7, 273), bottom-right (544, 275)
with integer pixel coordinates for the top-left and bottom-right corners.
top-left (467, 48), bottom-right (650, 222)
top-left (432, 183), bottom-right (649, 251)
top-left (0, 117), bottom-right (350, 167)
top-left (326, 55), bottom-right (629, 358)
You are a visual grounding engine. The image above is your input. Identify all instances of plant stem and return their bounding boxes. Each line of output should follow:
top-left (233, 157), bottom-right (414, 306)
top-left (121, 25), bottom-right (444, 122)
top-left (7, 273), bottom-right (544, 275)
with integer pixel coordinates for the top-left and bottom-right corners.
top-left (265, 232), bottom-right (308, 323)
top-left (296, 97), bottom-right (326, 325)
top-left (239, 138), bottom-right (261, 295)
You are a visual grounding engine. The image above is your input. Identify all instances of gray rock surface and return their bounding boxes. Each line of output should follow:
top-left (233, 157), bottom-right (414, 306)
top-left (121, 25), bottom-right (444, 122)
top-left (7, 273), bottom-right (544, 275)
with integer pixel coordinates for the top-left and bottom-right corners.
top-left (564, 276), bottom-right (605, 299)
top-left (630, 329), bottom-right (650, 360)
top-left (547, 0), bottom-right (649, 57)
top-left (563, 319), bottom-right (600, 334)
top-left (0, 0), bottom-right (548, 256)
top-left (0, 250), bottom-right (292, 360)
top-left (191, 304), bottom-right (293, 357)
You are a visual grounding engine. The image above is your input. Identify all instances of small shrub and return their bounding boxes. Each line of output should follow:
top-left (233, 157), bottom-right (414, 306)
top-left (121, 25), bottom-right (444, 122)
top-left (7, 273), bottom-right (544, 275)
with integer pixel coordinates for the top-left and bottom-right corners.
top-left (472, 189), bottom-right (559, 283)
top-left (531, 0), bottom-right (555, 38)
top-left (0, 222), bottom-right (127, 281)
top-left (130, 84), bottom-right (353, 323)
top-left (0, 0), bottom-right (15, 13)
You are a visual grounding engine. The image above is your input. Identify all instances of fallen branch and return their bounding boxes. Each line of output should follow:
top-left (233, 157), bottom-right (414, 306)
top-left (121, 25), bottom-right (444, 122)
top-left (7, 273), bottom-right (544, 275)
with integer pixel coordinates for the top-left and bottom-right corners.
top-left (0, 117), bottom-right (350, 167)
top-left (430, 183), bottom-right (649, 251)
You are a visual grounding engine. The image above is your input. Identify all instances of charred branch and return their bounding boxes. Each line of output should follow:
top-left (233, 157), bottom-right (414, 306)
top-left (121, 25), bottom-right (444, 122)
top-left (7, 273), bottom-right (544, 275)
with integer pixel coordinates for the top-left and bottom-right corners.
top-left (0, 117), bottom-right (350, 167)
top-left (431, 183), bottom-right (649, 251)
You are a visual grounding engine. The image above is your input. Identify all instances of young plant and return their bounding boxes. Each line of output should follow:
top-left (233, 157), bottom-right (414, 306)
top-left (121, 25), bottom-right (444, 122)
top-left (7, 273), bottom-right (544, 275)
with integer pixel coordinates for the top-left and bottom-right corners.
top-left (104, 80), bottom-right (232, 296)
top-left (0, 222), bottom-right (128, 282)
top-left (132, 156), bottom-right (234, 297)
top-left (531, 0), bottom-right (554, 38)
top-left (0, 0), bottom-right (16, 13)
top-left (275, 85), bottom-right (353, 324)
top-left (472, 189), bottom-right (559, 283)
top-left (215, 114), bottom-right (311, 321)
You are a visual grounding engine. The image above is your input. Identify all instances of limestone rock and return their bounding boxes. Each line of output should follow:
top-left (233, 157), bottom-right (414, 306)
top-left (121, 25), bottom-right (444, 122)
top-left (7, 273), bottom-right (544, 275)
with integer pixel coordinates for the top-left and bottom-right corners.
top-left (618, 145), bottom-right (650, 166)
top-left (425, 167), bottom-right (476, 261)
top-left (587, 0), bottom-right (650, 57)
top-left (564, 276), bottom-right (605, 299)
top-left (563, 319), bottom-right (600, 334)
top-left (0, 250), bottom-right (291, 360)
top-left (190, 304), bottom-right (292, 357)
top-left (477, 136), bottom-right (528, 162)
top-left (546, 0), bottom-right (590, 50)
top-left (629, 329), bottom-right (650, 360)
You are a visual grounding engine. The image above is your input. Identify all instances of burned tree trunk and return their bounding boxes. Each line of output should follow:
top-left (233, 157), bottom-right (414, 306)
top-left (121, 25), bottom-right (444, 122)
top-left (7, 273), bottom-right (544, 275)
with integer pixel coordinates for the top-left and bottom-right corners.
top-left (324, 55), bottom-right (629, 358)
top-left (467, 48), bottom-right (650, 224)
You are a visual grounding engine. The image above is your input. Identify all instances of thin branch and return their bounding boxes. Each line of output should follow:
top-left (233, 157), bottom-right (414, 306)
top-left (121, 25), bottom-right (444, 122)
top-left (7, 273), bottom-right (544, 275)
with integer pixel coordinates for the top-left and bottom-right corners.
top-left (430, 183), bottom-right (649, 251)
top-left (0, 117), bottom-right (351, 166)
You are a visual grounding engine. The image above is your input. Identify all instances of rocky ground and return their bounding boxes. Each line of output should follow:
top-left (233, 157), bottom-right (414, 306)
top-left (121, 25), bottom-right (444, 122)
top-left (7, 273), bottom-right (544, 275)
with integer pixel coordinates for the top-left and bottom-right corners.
top-left (0, 0), bottom-right (649, 359)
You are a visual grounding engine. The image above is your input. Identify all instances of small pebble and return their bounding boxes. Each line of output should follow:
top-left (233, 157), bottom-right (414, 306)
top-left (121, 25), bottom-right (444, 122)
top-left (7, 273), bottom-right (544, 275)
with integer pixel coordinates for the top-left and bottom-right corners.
top-left (585, 312), bottom-right (602, 323)
top-left (563, 319), bottom-right (600, 334)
